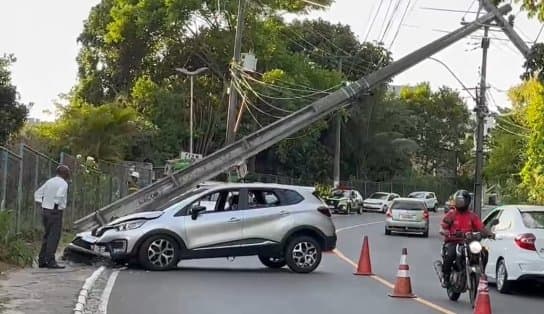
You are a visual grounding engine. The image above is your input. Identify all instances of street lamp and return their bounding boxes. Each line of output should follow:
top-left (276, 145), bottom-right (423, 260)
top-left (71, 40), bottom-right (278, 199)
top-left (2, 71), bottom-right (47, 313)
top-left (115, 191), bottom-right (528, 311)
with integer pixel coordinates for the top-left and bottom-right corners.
top-left (175, 67), bottom-right (208, 154)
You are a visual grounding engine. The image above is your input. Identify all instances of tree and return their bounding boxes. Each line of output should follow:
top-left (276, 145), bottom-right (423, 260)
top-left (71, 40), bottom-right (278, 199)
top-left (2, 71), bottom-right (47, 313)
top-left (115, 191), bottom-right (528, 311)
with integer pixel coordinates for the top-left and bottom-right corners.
top-left (0, 54), bottom-right (28, 145)
top-left (510, 78), bottom-right (544, 203)
top-left (31, 99), bottom-right (153, 161)
top-left (399, 83), bottom-right (472, 177)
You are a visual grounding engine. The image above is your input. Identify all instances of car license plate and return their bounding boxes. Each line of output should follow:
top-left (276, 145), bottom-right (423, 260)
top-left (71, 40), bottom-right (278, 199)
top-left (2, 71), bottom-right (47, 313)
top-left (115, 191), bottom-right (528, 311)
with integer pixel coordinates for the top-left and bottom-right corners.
top-left (400, 214), bottom-right (416, 220)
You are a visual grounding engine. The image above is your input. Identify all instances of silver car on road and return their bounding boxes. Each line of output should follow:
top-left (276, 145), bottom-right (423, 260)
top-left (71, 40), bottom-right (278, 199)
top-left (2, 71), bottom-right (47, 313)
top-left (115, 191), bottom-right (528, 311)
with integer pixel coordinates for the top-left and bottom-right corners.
top-left (68, 183), bottom-right (337, 273)
top-left (385, 197), bottom-right (429, 237)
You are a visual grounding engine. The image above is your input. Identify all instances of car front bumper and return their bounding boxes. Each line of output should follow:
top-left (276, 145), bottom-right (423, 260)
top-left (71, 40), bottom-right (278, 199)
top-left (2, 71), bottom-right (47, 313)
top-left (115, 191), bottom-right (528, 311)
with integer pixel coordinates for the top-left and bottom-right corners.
top-left (323, 234), bottom-right (337, 251)
top-left (385, 219), bottom-right (428, 233)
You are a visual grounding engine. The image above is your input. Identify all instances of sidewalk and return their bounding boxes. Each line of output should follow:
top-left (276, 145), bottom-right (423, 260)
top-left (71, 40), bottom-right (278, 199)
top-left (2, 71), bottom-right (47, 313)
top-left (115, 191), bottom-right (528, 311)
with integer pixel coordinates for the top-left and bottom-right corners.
top-left (0, 261), bottom-right (96, 314)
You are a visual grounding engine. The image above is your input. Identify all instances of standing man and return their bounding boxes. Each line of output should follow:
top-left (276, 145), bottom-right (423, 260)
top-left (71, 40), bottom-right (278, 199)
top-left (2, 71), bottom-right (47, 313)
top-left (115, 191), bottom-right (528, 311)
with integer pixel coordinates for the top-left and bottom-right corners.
top-left (34, 165), bottom-right (70, 269)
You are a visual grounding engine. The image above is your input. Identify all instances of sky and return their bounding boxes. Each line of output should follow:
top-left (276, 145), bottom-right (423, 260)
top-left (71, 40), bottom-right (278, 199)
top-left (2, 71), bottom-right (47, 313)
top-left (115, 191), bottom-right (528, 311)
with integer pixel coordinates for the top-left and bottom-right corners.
top-left (0, 0), bottom-right (542, 121)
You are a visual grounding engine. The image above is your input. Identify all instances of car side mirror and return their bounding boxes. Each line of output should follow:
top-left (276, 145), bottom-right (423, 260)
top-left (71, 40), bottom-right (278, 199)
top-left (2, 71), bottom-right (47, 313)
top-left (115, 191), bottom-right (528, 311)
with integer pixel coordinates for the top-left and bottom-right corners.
top-left (490, 219), bottom-right (499, 227)
top-left (191, 205), bottom-right (207, 220)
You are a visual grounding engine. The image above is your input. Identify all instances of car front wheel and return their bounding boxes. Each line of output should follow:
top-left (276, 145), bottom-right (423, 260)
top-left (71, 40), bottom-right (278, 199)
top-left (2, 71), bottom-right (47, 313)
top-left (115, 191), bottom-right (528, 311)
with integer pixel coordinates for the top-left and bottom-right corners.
top-left (258, 254), bottom-right (286, 268)
top-left (138, 235), bottom-right (180, 271)
top-left (285, 236), bottom-right (322, 273)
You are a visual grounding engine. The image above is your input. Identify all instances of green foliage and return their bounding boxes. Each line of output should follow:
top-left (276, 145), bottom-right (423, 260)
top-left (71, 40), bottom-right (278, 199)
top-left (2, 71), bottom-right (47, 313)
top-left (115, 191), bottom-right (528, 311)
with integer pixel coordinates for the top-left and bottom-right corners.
top-left (399, 83), bottom-right (471, 177)
top-left (513, 78), bottom-right (544, 203)
top-left (31, 100), bottom-right (154, 160)
top-left (0, 54), bottom-right (28, 146)
top-left (0, 211), bottom-right (36, 267)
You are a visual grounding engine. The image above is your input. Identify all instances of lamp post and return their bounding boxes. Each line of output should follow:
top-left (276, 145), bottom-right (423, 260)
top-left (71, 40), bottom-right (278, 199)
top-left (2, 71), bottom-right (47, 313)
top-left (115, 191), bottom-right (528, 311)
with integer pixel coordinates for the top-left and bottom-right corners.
top-left (175, 67), bottom-right (208, 154)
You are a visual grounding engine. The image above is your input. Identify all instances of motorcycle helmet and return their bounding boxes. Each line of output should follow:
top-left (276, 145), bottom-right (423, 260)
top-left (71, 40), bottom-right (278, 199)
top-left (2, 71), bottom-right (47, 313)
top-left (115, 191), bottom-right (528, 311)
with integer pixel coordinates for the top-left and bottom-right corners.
top-left (454, 190), bottom-right (471, 212)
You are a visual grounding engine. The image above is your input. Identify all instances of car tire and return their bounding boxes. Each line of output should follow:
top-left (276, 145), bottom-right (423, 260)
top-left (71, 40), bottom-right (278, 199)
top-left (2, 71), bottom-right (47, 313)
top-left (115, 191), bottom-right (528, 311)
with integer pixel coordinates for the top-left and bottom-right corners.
top-left (496, 259), bottom-right (513, 294)
top-left (433, 205), bottom-right (438, 212)
top-left (258, 254), bottom-right (286, 269)
top-left (347, 204), bottom-right (352, 215)
top-left (423, 229), bottom-right (429, 238)
top-left (385, 228), bottom-right (391, 235)
top-left (138, 234), bottom-right (180, 271)
top-left (285, 236), bottom-right (322, 273)
top-left (357, 206), bottom-right (362, 215)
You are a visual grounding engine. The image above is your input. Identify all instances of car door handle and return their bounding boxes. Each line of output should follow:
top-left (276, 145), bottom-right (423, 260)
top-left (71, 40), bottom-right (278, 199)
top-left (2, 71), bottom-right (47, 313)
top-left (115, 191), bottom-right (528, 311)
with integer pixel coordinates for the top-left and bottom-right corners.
top-left (228, 217), bottom-right (241, 223)
top-left (279, 210), bottom-right (290, 216)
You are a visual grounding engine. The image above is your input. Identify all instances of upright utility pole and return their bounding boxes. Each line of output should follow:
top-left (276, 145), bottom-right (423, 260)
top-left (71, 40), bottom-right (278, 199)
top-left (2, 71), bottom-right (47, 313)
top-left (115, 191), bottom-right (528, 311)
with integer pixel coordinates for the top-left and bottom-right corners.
top-left (333, 58), bottom-right (343, 188)
top-left (226, 0), bottom-right (246, 144)
top-left (474, 25), bottom-right (490, 218)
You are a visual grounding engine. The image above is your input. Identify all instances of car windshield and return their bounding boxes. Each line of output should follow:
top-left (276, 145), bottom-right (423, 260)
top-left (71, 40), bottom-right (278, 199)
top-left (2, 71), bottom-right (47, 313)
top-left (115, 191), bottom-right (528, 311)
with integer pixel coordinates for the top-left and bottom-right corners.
top-left (520, 211), bottom-right (544, 229)
top-left (392, 200), bottom-right (425, 210)
top-left (331, 190), bottom-right (350, 197)
top-left (153, 187), bottom-right (209, 211)
top-left (369, 193), bottom-right (388, 200)
top-left (409, 192), bottom-right (426, 199)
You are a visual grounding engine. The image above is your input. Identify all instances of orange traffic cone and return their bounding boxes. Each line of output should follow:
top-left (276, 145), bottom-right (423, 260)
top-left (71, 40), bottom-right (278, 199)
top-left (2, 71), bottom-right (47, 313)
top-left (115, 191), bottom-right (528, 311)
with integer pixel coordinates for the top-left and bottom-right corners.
top-left (388, 248), bottom-right (416, 298)
top-left (474, 276), bottom-right (492, 314)
top-left (354, 236), bottom-right (373, 276)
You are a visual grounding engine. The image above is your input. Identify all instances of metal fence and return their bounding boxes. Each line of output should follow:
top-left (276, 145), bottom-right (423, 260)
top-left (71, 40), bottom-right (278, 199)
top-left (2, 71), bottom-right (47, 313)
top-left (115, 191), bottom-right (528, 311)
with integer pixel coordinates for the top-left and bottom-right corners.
top-left (0, 145), bottom-right (154, 235)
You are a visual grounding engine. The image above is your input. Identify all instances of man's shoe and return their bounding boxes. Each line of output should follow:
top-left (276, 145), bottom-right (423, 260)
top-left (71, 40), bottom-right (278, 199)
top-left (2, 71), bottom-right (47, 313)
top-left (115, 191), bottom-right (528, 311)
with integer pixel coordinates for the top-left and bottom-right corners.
top-left (46, 263), bottom-right (66, 269)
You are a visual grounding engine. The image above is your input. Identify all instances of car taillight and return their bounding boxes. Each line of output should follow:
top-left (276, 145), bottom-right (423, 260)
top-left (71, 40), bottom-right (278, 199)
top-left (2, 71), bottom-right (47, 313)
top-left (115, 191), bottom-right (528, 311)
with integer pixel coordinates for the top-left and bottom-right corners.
top-left (318, 206), bottom-right (331, 217)
top-left (515, 233), bottom-right (536, 251)
top-left (386, 209), bottom-right (392, 217)
top-left (423, 211), bottom-right (429, 220)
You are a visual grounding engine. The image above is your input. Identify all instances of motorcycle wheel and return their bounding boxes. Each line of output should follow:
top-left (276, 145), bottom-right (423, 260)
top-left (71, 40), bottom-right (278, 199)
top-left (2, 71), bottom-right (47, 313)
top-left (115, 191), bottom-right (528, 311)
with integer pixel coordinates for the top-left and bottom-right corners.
top-left (469, 273), bottom-right (479, 308)
top-left (447, 287), bottom-right (461, 301)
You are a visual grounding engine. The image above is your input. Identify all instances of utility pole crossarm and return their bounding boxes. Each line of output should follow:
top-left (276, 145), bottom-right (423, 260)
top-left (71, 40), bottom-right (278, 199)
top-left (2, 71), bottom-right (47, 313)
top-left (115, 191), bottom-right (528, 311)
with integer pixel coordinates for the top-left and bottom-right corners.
top-left (481, 0), bottom-right (530, 58)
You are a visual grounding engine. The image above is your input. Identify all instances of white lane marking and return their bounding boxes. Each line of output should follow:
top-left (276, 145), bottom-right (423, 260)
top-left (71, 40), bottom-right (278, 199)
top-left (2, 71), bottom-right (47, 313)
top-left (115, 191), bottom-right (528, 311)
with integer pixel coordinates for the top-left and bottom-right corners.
top-left (99, 270), bottom-right (120, 314)
top-left (332, 249), bottom-right (456, 314)
top-left (336, 221), bottom-right (384, 232)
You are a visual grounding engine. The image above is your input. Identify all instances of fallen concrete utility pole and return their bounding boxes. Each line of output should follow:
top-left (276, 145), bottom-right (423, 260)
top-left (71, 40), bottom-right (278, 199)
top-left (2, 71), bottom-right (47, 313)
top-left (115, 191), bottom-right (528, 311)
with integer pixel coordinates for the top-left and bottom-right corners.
top-left (73, 5), bottom-right (512, 232)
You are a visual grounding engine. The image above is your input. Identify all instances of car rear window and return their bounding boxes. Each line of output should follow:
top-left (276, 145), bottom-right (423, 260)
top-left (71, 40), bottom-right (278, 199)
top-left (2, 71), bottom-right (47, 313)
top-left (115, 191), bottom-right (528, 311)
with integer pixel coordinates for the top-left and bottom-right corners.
top-left (408, 192), bottom-right (426, 199)
top-left (521, 211), bottom-right (544, 229)
top-left (391, 200), bottom-right (425, 210)
top-left (279, 189), bottom-right (304, 205)
top-left (369, 193), bottom-right (389, 200)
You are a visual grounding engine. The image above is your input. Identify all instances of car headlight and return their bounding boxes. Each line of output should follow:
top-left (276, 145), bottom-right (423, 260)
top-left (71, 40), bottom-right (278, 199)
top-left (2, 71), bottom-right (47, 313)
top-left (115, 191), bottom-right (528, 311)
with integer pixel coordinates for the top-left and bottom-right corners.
top-left (115, 220), bottom-right (147, 231)
top-left (469, 241), bottom-right (483, 254)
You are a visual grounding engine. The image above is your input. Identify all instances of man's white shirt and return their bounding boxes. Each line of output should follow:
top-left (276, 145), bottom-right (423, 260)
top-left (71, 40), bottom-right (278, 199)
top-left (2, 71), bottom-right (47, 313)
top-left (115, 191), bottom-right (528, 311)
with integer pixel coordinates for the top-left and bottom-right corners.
top-left (34, 176), bottom-right (68, 210)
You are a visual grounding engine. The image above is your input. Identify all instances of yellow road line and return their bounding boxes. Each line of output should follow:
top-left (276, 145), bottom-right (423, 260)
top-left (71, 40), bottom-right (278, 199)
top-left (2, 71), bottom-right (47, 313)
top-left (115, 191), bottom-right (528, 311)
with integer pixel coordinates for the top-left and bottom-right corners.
top-left (332, 249), bottom-right (456, 314)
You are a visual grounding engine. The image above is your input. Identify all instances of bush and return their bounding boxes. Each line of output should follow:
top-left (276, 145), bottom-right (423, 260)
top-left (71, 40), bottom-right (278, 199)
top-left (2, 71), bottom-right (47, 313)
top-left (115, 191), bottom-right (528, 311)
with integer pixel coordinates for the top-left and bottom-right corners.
top-left (0, 210), bottom-right (38, 267)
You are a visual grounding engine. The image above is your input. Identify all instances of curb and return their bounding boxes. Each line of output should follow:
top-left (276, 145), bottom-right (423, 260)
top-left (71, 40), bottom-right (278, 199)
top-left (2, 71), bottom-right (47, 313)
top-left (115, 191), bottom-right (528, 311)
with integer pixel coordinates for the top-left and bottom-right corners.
top-left (73, 266), bottom-right (106, 314)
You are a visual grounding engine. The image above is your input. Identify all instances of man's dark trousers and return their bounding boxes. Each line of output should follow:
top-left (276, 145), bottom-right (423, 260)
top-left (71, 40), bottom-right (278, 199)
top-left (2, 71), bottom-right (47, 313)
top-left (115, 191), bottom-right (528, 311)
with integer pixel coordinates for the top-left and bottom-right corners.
top-left (38, 208), bottom-right (63, 266)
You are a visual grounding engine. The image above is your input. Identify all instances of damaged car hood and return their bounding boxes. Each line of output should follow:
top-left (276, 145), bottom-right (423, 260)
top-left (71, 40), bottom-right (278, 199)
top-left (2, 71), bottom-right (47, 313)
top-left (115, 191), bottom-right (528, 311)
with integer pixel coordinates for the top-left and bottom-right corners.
top-left (107, 211), bottom-right (163, 226)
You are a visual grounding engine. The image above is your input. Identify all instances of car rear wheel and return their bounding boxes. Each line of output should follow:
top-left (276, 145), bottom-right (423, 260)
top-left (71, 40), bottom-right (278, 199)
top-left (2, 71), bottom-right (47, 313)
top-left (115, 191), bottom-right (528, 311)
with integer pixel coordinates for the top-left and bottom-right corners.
top-left (138, 235), bottom-right (180, 271)
top-left (385, 228), bottom-right (391, 235)
top-left (422, 228), bottom-right (429, 238)
top-left (285, 236), bottom-right (322, 273)
top-left (258, 254), bottom-right (286, 268)
top-left (496, 259), bottom-right (513, 294)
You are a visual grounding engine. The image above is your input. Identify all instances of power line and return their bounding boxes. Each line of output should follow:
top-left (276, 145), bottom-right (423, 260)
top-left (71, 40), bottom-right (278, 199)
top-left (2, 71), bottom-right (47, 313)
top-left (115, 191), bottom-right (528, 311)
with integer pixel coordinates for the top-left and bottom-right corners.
top-left (534, 24), bottom-right (544, 45)
top-left (389, 0), bottom-right (412, 49)
top-left (462, 0), bottom-right (477, 21)
top-left (379, 0), bottom-right (395, 41)
top-left (364, 0), bottom-right (385, 42)
top-left (380, 0), bottom-right (403, 43)
top-left (495, 123), bottom-right (529, 138)
top-left (428, 57), bottom-right (477, 101)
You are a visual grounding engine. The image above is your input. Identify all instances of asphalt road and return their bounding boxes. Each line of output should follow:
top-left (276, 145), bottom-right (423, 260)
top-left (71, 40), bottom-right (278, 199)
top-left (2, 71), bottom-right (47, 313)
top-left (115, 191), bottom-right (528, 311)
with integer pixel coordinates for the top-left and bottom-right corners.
top-left (108, 212), bottom-right (544, 314)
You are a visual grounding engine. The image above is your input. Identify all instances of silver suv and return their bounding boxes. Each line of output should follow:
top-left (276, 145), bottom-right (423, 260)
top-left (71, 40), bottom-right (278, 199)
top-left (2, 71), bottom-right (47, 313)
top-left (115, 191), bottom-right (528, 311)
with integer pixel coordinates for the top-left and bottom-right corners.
top-left (68, 183), bottom-right (337, 273)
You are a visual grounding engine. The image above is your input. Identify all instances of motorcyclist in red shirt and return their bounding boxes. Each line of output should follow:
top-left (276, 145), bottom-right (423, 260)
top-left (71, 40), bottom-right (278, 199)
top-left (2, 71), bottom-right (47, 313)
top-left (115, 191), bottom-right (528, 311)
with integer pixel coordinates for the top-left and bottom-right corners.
top-left (440, 190), bottom-right (494, 287)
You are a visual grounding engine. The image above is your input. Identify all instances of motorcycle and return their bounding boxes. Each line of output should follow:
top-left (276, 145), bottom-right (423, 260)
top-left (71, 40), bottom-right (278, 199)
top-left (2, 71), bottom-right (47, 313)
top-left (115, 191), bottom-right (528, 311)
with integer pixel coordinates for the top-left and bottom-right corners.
top-left (433, 231), bottom-right (491, 308)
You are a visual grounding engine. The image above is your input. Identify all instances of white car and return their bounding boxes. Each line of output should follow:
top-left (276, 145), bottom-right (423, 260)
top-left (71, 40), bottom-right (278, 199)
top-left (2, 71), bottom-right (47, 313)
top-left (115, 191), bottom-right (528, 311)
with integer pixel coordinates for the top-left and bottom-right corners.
top-left (408, 191), bottom-right (439, 212)
top-left (482, 205), bottom-right (544, 293)
top-left (363, 192), bottom-right (400, 213)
